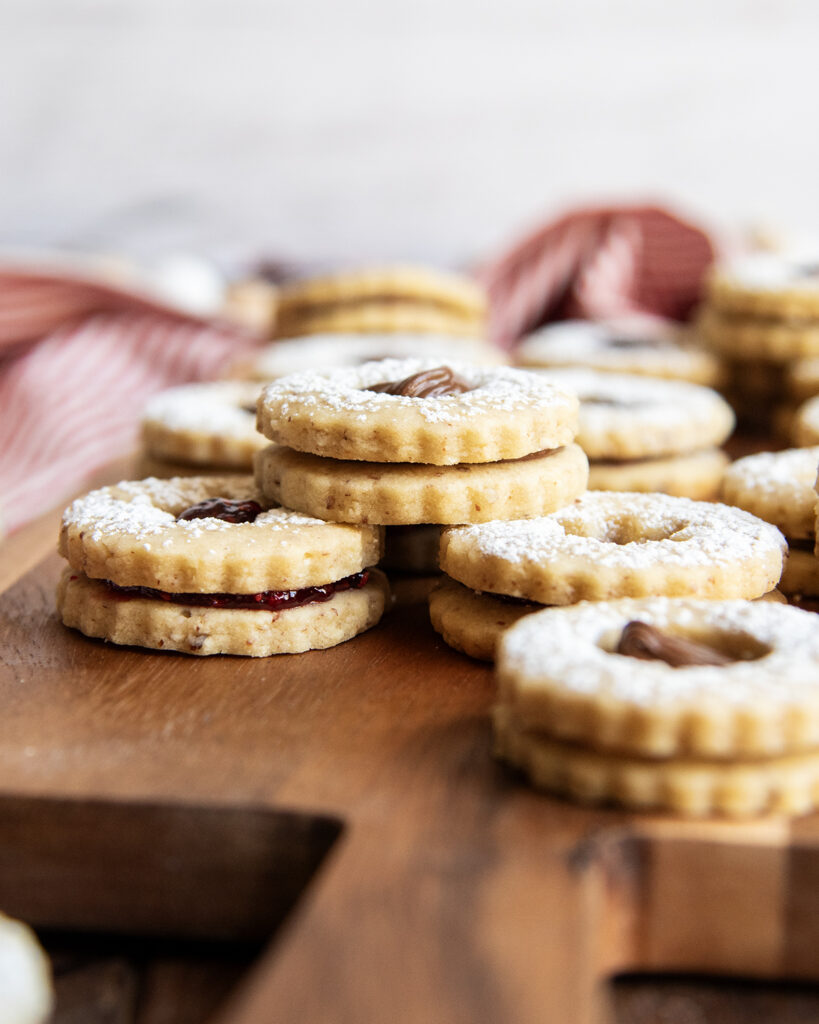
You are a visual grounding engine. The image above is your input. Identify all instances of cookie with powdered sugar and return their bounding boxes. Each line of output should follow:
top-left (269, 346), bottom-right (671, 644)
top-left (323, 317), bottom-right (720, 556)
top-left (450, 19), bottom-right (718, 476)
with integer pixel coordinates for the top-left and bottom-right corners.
top-left (440, 492), bottom-right (785, 606)
top-left (707, 253), bottom-right (819, 320)
top-left (494, 599), bottom-right (819, 816)
top-left (140, 381), bottom-right (267, 472)
top-left (516, 317), bottom-right (721, 386)
top-left (257, 359), bottom-right (578, 465)
top-left (253, 442), bottom-right (588, 525)
top-left (721, 446), bottom-right (819, 541)
top-left (57, 476), bottom-right (387, 656)
top-left (231, 332), bottom-right (505, 381)
top-left (536, 368), bottom-right (734, 459)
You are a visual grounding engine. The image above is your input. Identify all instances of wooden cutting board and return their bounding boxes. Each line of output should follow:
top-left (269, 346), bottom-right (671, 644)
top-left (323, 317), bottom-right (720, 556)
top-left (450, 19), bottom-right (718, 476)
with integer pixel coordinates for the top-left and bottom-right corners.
top-left (0, 545), bottom-right (818, 1024)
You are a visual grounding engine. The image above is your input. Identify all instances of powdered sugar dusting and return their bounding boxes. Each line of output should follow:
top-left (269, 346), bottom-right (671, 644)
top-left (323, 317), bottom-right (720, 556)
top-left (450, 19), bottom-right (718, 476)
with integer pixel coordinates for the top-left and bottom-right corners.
top-left (723, 447), bottom-right (819, 517)
top-left (535, 368), bottom-right (733, 451)
top-left (516, 317), bottom-right (709, 375)
top-left (142, 381), bottom-right (263, 441)
top-left (63, 475), bottom-right (332, 544)
top-left (500, 597), bottom-right (819, 708)
top-left (446, 492), bottom-right (786, 571)
top-left (259, 358), bottom-right (575, 426)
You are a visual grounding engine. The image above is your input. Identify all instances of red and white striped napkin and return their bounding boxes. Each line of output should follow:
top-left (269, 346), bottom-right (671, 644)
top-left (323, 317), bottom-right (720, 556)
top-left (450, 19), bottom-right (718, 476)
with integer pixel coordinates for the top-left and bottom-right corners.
top-left (0, 266), bottom-right (254, 534)
top-left (476, 205), bottom-right (716, 348)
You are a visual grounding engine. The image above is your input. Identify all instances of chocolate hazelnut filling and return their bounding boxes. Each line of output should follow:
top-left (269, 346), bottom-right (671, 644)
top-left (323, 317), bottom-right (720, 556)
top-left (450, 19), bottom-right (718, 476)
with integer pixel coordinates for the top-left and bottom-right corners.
top-left (105, 570), bottom-right (370, 611)
top-left (615, 620), bottom-right (732, 667)
top-left (176, 498), bottom-right (263, 523)
top-left (366, 366), bottom-right (472, 398)
top-left (607, 336), bottom-right (671, 350)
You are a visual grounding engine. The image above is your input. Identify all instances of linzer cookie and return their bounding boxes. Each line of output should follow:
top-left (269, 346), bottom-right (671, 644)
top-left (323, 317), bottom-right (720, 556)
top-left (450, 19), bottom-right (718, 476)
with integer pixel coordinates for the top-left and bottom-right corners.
top-left (274, 265), bottom-right (487, 339)
top-left (256, 359), bottom-right (579, 464)
top-left (440, 492), bottom-right (784, 605)
top-left (535, 369), bottom-right (733, 499)
top-left (431, 492), bottom-right (785, 661)
top-left (139, 381), bottom-right (267, 475)
top-left (721, 447), bottom-right (819, 542)
top-left (57, 476), bottom-right (387, 656)
top-left (516, 317), bottom-right (722, 386)
top-left (707, 253), bottom-right (819, 322)
top-left (721, 447), bottom-right (819, 597)
top-left (232, 332), bottom-right (505, 382)
top-left (495, 598), bottom-right (819, 816)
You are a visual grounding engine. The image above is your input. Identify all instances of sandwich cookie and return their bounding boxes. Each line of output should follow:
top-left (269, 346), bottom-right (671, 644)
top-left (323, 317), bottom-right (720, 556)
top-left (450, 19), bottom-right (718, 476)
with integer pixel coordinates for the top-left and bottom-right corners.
top-left (58, 476), bottom-right (387, 656)
top-left (495, 598), bottom-right (819, 816)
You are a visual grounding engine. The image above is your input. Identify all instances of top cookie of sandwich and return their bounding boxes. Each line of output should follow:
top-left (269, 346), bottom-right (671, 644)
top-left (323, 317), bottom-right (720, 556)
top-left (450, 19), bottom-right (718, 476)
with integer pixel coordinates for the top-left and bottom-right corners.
top-left (60, 475), bottom-right (383, 592)
top-left (516, 317), bottom-right (721, 386)
top-left (536, 368), bottom-right (735, 459)
top-left (707, 253), bottom-right (819, 318)
top-left (256, 358), bottom-right (578, 464)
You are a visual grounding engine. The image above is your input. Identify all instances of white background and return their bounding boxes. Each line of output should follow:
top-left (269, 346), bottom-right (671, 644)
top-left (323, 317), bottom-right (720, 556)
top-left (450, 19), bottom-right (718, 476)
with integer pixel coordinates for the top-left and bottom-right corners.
top-left (1, 0), bottom-right (818, 268)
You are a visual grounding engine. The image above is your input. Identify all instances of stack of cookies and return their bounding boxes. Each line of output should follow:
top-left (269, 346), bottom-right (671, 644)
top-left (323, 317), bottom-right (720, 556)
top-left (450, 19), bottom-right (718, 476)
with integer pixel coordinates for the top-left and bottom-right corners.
top-left (699, 253), bottom-right (819, 433)
top-left (494, 597), bottom-right (819, 816)
top-left (254, 358), bottom-right (589, 572)
top-left (722, 447), bottom-right (819, 599)
top-left (430, 491), bottom-right (786, 661)
top-left (516, 316), bottom-right (722, 387)
top-left (57, 476), bottom-right (389, 656)
top-left (533, 368), bottom-right (735, 499)
top-left (138, 381), bottom-right (267, 478)
top-left (273, 265), bottom-right (488, 340)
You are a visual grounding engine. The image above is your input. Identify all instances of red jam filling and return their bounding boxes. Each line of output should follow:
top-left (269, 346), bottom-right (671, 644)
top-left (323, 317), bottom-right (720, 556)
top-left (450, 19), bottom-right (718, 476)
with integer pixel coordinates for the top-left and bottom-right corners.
top-left (106, 570), bottom-right (370, 611)
top-left (176, 498), bottom-right (263, 523)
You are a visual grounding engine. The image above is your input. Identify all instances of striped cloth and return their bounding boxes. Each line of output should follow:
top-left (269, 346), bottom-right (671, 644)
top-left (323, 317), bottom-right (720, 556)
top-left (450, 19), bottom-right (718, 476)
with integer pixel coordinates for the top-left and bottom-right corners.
top-left (0, 268), bottom-right (254, 534)
top-left (476, 205), bottom-right (715, 348)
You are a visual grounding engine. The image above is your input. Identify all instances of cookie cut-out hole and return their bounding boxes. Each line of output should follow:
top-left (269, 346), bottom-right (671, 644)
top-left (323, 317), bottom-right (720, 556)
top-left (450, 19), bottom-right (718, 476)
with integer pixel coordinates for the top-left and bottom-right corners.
top-left (613, 621), bottom-right (772, 667)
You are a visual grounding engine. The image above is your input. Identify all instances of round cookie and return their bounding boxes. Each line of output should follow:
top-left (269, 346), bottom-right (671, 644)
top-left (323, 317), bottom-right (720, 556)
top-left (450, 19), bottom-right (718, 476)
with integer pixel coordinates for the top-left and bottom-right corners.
top-left (707, 253), bottom-right (819, 319)
top-left (721, 447), bottom-right (819, 541)
top-left (141, 382), bottom-right (266, 470)
top-left (60, 476), bottom-right (383, 592)
top-left (428, 578), bottom-right (537, 662)
top-left (58, 566), bottom-right (389, 657)
top-left (516, 317), bottom-right (722, 386)
top-left (440, 492), bottom-right (786, 605)
top-left (792, 396), bottom-right (819, 446)
top-left (275, 302), bottom-right (484, 339)
top-left (231, 333), bottom-right (505, 381)
top-left (256, 359), bottom-right (579, 465)
top-left (254, 442), bottom-right (589, 525)
top-left (497, 597), bottom-right (819, 759)
top-left (536, 369), bottom-right (734, 459)
top-left (699, 306), bottom-right (819, 361)
top-left (275, 265), bottom-right (487, 323)
top-left (587, 448), bottom-right (729, 500)
top-left (494, 708), bottom-right (819, 818)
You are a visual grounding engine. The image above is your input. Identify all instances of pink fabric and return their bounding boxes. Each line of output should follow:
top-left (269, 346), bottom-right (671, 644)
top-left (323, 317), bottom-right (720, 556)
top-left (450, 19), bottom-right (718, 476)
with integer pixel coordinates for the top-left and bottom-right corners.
top-left (0, 270), bottom-right (254, 533)
top-left (476, 205), bottom-right (716, 348)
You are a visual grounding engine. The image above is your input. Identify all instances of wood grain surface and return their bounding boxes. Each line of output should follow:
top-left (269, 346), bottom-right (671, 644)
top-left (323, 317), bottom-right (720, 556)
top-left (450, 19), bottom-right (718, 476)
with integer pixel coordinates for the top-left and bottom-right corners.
top-left (0, 544), bottom-right (818, 1024)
